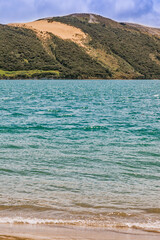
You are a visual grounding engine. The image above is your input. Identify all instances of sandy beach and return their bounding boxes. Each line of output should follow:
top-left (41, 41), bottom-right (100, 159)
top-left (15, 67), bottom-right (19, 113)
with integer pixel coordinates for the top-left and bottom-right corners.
top-left (0, 224), bottom-right (160, 240)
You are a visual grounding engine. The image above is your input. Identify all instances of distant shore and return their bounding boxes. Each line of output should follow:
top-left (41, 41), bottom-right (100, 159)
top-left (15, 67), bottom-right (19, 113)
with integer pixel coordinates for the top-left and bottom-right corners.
top-left (1, 14), bottom-right (160, 79)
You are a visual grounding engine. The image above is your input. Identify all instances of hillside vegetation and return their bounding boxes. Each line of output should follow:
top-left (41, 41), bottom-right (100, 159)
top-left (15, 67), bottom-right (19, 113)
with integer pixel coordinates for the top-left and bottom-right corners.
top-left (0, 13), bottom-right (160, 79)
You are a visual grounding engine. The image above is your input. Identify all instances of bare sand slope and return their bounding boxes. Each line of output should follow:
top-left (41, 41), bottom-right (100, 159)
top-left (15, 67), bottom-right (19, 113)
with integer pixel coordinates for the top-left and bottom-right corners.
top-left (9, 20), bottom-right (88, 46)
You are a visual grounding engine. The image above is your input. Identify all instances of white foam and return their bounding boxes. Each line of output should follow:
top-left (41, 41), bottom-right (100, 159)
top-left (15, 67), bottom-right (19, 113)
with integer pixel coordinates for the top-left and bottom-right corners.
top-left (0, 217), bottom-right (85, 225)
top-left (0, 217), bottom-right (160, 232)
top-left (115, 221), bottom-right (160, 232)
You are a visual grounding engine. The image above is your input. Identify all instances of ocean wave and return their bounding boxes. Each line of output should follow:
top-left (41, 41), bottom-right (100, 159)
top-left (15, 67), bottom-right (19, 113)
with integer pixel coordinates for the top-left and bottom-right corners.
top-left (0, 217), bottom-right (160, 233)
top-left (118, 222), bottom-right (160, 233)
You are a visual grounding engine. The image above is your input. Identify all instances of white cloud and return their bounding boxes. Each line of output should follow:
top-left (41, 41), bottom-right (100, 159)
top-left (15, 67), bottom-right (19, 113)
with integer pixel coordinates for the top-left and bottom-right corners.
top-left (0, 0), bottom-right (160, 27)
top-left (115, 0), bottom-right (135, 13)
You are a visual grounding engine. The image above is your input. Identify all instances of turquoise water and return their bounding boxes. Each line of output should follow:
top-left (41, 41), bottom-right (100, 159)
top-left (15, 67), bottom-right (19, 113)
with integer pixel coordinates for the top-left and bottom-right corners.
top-left (0, 80), bottom-right (160, 232)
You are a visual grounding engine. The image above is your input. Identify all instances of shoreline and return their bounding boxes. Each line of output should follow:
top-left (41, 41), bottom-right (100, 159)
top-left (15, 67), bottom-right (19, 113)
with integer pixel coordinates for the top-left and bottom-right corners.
top-left (0, 224), bottom-right (160, 240)
top-left (0, 78), bottom-right (159, 80)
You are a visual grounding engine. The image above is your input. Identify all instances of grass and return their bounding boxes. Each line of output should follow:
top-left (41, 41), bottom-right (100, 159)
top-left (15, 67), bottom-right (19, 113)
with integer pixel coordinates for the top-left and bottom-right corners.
top-left (0, 69), bottom-right (59, 79)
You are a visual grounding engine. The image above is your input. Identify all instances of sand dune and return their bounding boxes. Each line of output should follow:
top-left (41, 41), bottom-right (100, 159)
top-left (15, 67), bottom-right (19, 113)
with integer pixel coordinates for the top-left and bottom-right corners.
top-left (9, 20), bottom-right (87, 46)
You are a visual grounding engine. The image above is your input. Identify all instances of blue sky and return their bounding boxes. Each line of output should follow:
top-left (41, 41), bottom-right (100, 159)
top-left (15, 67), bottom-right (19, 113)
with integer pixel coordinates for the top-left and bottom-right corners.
top-left (0, 0), bottom-right (160, 27)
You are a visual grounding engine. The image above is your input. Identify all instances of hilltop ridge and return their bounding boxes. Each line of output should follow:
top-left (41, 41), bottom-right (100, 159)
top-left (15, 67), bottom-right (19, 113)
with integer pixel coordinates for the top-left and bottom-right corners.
top-left (0, 13), bottom-right (160, 79)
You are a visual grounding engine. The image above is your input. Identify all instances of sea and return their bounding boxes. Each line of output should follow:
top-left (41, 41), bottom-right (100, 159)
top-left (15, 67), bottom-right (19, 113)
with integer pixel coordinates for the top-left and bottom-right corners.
top-left (0, 80), bottom-right (160, 233)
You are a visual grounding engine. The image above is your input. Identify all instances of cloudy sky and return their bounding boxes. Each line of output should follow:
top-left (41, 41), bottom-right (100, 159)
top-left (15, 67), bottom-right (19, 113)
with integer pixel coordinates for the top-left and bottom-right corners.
top-left (0, 0), bottom-right (160, 27)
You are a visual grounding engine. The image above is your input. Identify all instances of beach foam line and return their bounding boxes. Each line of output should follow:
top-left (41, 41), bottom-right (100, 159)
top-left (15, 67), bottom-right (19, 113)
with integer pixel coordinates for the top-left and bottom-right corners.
top-left (0, 217), bottom-right (160, 233)
top-left (0, 217), bottom-right (87, 225)
top-left (116, 222), bottom-right (160, 233)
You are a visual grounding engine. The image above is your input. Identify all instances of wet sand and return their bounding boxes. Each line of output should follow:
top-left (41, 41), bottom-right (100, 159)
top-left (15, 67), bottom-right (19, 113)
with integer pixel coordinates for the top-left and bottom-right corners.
top-left (0, 224), bottom-right (160, 240)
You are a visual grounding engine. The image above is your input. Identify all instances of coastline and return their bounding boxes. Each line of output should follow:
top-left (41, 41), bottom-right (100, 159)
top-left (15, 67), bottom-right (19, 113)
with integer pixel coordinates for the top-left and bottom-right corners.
top-left (0, 224), bottom-right (160, 240)
top-left (0, 77), bottom-right (158, 80)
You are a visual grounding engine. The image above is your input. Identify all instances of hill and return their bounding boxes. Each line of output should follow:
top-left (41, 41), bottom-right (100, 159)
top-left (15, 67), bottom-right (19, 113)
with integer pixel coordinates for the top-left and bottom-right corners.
top-left (0, 13), bottom-right (160, 79)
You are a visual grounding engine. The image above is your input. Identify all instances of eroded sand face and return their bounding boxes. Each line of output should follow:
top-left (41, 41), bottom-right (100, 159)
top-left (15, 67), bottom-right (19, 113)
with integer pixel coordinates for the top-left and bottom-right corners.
top-left (9, 20), bottom-right (87, 46)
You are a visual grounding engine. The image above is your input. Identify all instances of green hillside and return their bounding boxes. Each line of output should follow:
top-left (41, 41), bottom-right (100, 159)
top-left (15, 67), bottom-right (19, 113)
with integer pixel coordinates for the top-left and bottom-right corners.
top-left (50, 14), bottom-right (160, 79)
top-left (0, 13), bottom-right (160, 79)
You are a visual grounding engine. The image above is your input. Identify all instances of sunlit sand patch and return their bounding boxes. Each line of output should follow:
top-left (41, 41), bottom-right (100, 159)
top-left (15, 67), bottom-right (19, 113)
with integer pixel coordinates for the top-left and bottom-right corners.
top-left (9, 20), bottom-right (88, 46)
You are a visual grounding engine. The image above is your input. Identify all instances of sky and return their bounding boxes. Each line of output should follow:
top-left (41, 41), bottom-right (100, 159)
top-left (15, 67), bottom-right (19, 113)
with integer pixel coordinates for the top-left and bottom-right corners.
top-left (0, 0), bottom-right (160, 27)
